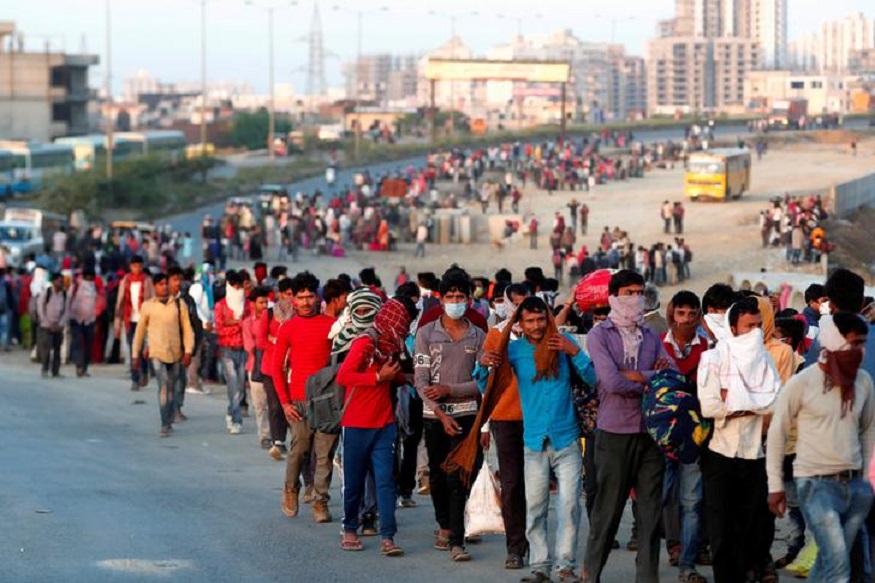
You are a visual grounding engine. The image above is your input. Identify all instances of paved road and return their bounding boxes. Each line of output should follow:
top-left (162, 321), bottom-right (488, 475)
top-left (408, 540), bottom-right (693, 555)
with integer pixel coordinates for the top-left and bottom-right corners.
top-left (3, 350), bottom-right (782, 583)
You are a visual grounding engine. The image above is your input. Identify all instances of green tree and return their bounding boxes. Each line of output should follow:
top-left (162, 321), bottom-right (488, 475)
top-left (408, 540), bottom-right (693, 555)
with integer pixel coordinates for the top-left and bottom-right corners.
top-left (224, 108), bottom-right (294, 150)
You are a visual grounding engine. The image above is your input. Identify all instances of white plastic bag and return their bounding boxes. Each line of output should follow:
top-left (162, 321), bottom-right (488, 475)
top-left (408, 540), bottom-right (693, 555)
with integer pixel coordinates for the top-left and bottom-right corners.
top-left (464, 460), bottom-right (505, 536)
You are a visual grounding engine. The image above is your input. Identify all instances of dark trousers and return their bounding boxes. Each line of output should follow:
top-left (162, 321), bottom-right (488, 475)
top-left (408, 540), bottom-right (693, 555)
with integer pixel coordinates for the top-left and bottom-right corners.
top-left (396, 395), bottom-right (424, 497)
top-left (126, 322), bottom-right (148, 383)
top-left (701, 450), bottom-right (771, 583)
top-left (493, 420), bottom-right (528, 557)
top-left (38, 327), bottom-right (63, 375)
top-left (583, 435), bottom-right (598, 520)
top-left (424, 416), bottom-right (479, 547)
top-left (585, 431), bottom-right (664, 583)
top-left (262, 376), bottom-right (289, 444)
top-left (200, 331), bottom-right (218, 382)
top-left (70, 321), bottom-right (95, 373)
top-left (342, 424), bottom-right (399, 539)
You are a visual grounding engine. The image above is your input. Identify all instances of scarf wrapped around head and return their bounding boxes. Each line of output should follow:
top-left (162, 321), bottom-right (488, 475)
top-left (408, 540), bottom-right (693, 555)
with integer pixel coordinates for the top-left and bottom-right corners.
top-left (608, 294), bottom-right (645, 369)
top-left (329, 288), bottom-right (383, 355)
top-left (364, 298), bottom-right (413, 366)
top-left (443, 297), bottom-right (559, 486)
top-left (273, 297), bottom-right (295, 323)
top-left (819, 314), bottom-right (863, 416)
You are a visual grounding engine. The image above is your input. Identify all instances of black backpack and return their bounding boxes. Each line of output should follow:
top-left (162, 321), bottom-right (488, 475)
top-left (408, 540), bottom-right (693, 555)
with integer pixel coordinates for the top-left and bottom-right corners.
top-left (180, 293), bottom-right (204, 353)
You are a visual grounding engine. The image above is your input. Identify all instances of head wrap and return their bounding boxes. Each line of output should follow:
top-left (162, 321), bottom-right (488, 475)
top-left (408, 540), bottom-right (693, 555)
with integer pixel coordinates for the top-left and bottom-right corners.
top-left (366, 299), bottom-right (413, 365)
top-left (718, 303), bottom-right (782, 413)
top-left (330, 287), bottom-right (383, 355)
top-left (608, 294), bottom-right (645, 369)
top-left (819, 315), bottom-right (863, 416)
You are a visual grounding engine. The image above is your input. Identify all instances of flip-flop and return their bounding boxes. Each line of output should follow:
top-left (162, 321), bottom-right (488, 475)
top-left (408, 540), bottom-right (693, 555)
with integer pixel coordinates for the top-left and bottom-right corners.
top-left (339, 536), bottom-right (363, 551)
top-left (380, 540), bottom-right (404, 557)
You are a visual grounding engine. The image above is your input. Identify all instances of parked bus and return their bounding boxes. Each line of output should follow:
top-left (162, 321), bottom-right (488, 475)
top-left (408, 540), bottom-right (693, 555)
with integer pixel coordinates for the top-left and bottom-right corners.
top-left (684, 148), bottom-right (751, 202)
top-left (54, 134), bottom-right (139, 171)
top-left (0, 150), bottom-right (14, 199)
top-left (2, 207), bottom-right (69, 241)
top-left (116, 130), bottom-right (187, 161)
top-left (0, 142), bottom-right (75, 193)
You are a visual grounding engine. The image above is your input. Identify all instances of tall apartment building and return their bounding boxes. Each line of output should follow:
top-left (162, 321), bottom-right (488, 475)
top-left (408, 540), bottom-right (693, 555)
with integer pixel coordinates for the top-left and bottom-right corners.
top-left (608, 46), bottom-right (647, 120)
top-left (818, 13), bottom-right (875, 73)
top-left (345, 53), bottom-right (420, 106)
top-left (0, 22), bottom-right (99, 141)
top-left (747, 0), bottom-right (787, 68)
top-left (647, 36), bottom-right (760, 114)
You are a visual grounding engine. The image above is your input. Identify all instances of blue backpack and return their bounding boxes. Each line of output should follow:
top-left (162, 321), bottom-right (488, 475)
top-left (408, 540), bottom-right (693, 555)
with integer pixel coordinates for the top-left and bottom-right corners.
top-left (642, 369), bottom-right (712, 463)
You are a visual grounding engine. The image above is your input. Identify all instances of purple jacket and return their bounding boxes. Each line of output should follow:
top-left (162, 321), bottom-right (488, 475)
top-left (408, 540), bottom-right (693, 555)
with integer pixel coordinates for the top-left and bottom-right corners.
top-left (587, 318), bottom-right (677, 434)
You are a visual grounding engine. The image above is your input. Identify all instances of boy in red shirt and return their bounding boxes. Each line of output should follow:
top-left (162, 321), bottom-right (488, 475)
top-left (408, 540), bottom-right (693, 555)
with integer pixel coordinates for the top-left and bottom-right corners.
top-left (214, 270), bottom-right (251, 435)
top-left (271, 271), bottom-right (336, 523)
top-left (336, 297), bottom-right (416, 555)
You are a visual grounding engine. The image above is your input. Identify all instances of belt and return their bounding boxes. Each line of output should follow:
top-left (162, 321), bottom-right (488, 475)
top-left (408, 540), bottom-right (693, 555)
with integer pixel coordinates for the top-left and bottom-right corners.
top-left (812, 470), bottom-right (862, 481)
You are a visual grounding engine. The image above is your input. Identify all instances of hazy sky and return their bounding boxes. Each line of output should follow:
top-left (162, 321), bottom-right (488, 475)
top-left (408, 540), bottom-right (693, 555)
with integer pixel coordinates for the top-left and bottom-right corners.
top-left (5, 0), bottom-right (873, 94)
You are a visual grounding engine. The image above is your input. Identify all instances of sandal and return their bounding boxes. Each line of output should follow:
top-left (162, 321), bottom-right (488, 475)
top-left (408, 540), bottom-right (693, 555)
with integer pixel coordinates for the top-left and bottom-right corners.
top-left (339, 535), bottom-right (363, 552)
top-left (434, 529), bottom-right (450, 551)
top-left (450, 546), bottom-right (471, 562)
top-left (380, 539), bottom-right (404, 557)
top-left (505, 554), bottom-right (525, 570)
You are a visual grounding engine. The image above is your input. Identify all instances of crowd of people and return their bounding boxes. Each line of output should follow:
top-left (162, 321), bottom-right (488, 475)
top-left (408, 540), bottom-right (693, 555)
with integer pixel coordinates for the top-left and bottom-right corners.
top-left (758, 193), bottom-right (833, 266)
top-left (4, 237), bottom-right (875, 583)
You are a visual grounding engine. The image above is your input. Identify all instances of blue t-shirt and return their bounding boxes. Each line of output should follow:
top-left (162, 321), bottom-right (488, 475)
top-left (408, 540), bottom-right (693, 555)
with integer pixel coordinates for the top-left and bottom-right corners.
top-left (504, 334), bottom-right (595, 452)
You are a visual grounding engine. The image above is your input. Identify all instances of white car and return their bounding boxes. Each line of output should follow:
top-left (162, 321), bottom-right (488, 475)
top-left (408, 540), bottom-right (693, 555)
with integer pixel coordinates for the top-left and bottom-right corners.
top-left (0, 221), bottom-right (44, 268)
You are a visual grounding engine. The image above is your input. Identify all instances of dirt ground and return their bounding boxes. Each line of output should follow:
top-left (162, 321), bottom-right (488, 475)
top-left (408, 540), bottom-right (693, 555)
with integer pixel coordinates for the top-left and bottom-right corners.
top-left (237, 134), bottom-right (875, 298)
top-left (824, 206), bottom-right (875, 285)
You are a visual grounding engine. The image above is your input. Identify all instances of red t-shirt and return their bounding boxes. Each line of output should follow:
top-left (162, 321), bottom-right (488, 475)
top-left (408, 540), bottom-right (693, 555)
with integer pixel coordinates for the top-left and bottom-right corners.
top-left (335, 336), bottom-right (395, 429)
top-left (271, 314), bottom-right (335, 403)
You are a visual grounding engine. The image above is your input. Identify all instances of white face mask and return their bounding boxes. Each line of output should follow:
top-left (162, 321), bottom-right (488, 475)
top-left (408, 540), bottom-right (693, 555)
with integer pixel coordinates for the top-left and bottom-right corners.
top-left (819, 300), bottom-right (831, 316)
top-left (704, 313), bottom-right (728, 344)
top-left (415, 298), bottom-right (424, 313)
top-left (444, 302), bottom-right (467, 320)
top-left (494, 302), bottom-right (508, 320)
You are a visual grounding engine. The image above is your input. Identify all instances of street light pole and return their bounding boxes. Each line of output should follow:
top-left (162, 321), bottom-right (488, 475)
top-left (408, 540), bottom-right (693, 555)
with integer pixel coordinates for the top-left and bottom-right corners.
top-left (268, 6), bottom-right (275, 161)
top-left (200, 0), bottom-right (208, 154)
top-left (354, 9), bottom-right (361, 161)
top-left (105, 0), bottom-right (113, 183)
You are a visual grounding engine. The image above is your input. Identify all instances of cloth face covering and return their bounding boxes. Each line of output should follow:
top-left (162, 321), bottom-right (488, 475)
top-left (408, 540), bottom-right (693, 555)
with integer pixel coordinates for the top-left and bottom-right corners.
top-left (329, 287), bottom-right (383, 355)
top-left (720, 305), bottom-right (781, 413)
top-left (226, 284), bottom-right (245, 319)
top-left (819, 314), bottom-right (864, 415)
top-left (369, 299), bottom-right (413, 366)
top-left (443, 302), bottom-right (466, 320)
top-left (704, 313), bottom-right (728, 344)
top-left (608, 294), bottom-right (645, 369)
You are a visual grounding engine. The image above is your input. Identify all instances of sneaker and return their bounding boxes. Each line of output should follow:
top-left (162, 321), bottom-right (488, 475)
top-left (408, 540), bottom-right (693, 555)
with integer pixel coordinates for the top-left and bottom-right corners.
top-left (185, 386), bottom-right (206, 395)
top-left (785, 540), bottom-right (818, 577)
top-left (282, 487), bottom-right (299, 517)
top-left (398, 496), bottom-right (417, 508)
top-left (417, 477), bottom-right (430, 496)
top-left (225, 414), bottom-right (233, 430)
top-left (229, 423), bottom-right (242, 435)
top-left (313, 500), bottom-right (332, 524)
top-left (269, 445), bottom-right (285, 461)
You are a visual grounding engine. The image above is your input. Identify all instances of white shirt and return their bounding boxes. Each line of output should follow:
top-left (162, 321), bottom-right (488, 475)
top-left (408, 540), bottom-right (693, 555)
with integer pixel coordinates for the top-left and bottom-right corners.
top-left (130, 281), bottom-right (142, 323)
top-left (698, 347), bottom-right (774, 460)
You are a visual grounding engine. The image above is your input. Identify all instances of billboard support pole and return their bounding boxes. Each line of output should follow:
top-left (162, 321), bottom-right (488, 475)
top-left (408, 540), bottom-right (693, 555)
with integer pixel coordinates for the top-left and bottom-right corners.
top-left (560, 82), bottom-right (567, 142)
top-left (430, 79), bottom-right (437, 145)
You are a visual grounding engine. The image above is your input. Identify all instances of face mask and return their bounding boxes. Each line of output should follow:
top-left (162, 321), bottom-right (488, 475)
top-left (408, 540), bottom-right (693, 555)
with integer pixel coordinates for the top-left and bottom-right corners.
top-left (731, 327), bottom-right (764, 350)
top-left (825, 349), bottom-right (864, 388)
top-left (474, 287), bottom-right (484, 299)
top-left (608, 295), bottom-right (645, 327)
top-left (444, 302), bottom-right (466, 320)
top-left (415, 298), bottom-right (423, 313)
top-left (819, 300), bottom-right (831, 316)
top-left (704, 313), bottom-right (727, 343)
top-left (494, 302), bottom-right (508, 320)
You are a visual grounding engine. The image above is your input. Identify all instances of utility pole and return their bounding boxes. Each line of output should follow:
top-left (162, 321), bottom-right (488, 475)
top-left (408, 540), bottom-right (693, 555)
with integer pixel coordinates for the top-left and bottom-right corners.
top-left (200, 0), bottom-right (208, 154)
top-left (105, 0), bottom-right (113, 189)
top-left (354, 10), bottom-right (362, 161)
top-left (268, 6), bottom-right (275, 161)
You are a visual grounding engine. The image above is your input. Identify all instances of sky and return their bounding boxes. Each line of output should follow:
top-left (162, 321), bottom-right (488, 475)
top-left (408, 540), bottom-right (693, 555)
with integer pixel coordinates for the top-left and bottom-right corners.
top-left (4, 0), bottom-right (874, 95)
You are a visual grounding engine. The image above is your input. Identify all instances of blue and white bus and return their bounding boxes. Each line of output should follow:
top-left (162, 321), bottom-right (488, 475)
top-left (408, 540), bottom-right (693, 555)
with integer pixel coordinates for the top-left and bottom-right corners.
top-left (54, 134), bottom-right (139, 171)
top-left (116, 130), bottom-right (187, 161)
top-left (0, 150), bottom-right (14, 199)
top-left (0, 142), bottom-right (75, 193)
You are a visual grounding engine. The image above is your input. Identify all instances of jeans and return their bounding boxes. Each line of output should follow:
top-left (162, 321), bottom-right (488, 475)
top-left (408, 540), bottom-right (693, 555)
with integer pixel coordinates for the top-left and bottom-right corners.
top-left (664, 459), bottom-right (704, 569)
top-left (0, 311), bottom-right (9, 348)
top-left (70, 321), bottom-right (95, 373)
top-left (126, 322), bottom-right (148, 383)
top-left (415, 242), bottom-right (425, 258)
top-left (585, 431), bottom-right (664, 583)
top-left (187, 341), bottom-right (203, 390)
top-left (220, 347), bottom-right (247, 424)
top-left (152, 359), bottom-right (180, 429)
top-left (525, 440), bottom-right (582, 574)
top-left (424, 416), bottom-right (479, 547)
top-left (285, 401), bottom-right (338, 502)
top-left (797, 476), bottom-right (874, 583)
top-left (342, 424), bottom-right (398, 538)
top-left (783, 454), bottom-right (807, 558)
top-left (494, 420), bottom-right (528, 557)
top-left (200, 331), bottom-right (218, 382)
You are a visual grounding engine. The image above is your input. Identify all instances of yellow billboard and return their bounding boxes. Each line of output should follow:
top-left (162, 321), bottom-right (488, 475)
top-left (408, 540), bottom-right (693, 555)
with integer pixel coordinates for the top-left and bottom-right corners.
top-left (425, 59), bottom-right (571, 83)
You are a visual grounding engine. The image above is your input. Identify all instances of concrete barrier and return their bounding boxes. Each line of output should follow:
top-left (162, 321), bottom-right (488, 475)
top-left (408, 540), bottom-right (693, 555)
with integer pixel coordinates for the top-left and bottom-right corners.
top-left (829, 171), bottom-right (875, 218)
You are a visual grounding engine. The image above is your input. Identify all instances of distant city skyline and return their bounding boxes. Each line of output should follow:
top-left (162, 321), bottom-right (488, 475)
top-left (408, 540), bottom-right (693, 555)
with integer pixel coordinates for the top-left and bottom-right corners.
top-left (6, 0), bottom-right (874, 95)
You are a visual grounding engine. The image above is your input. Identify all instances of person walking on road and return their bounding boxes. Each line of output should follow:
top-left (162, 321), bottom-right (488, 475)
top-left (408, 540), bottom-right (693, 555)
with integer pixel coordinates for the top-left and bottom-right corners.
top-left (662, 200), bottom-right (674, 234)
top-left (114, 256), bottom-right (155, 391)
top-left (68, 268), bottom-right (102, 378)
top-left (214, 270), bottom-right (250, 435)
top-left (37, 272), bottom-right (68, 379)
top-left (131, 273), bottom-right (194, 437)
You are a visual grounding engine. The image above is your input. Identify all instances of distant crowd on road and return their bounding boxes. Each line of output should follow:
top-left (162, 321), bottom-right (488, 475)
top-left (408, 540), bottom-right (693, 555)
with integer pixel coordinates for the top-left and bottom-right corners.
top-left (758, 193), bottom-right (833, 266)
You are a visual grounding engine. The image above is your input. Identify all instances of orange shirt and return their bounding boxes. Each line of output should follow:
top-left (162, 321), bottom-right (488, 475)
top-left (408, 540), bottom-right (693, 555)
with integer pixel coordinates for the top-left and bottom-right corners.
top-left (484, 327), bottom-right (523, 421)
